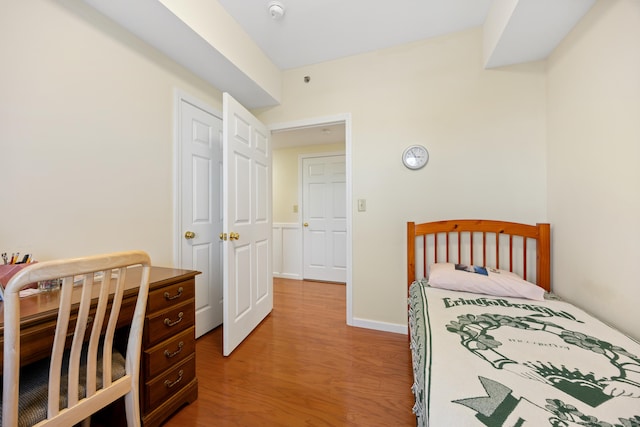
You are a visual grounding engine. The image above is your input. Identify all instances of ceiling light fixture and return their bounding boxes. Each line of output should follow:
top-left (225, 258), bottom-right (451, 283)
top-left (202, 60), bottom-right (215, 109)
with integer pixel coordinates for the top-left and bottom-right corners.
top-left (267, 1), bottom-right (285, 20)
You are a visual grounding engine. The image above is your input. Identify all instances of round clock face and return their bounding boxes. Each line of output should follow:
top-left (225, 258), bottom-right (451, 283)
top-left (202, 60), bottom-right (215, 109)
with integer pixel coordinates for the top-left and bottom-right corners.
top-left (402, 145), bottom-right (429, 170)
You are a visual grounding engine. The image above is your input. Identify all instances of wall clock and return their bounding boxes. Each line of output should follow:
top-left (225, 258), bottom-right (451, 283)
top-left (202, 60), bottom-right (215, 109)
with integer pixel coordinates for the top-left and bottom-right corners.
top-left (402, 145), bottom-right (429, 170)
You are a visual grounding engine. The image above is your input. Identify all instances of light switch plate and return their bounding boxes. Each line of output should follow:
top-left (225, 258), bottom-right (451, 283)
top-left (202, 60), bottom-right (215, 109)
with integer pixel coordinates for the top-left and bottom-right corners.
top-left (357, 199), bottom-right (366, 212)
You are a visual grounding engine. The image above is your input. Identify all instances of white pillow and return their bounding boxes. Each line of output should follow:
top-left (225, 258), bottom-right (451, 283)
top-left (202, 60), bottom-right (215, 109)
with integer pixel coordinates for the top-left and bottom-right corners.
top-left (427, 263), bottom-right (545, 301)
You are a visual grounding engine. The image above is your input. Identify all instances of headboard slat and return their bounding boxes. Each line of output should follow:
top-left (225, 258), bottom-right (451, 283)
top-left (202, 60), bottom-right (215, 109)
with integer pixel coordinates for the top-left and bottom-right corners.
top-left (423, 234), bottom-right (427, 276)
top-left (507, 234), bottom-right (512, 272)
top-left (523, 240), bottom-right (528, 281)
top-left (482, 232), bottom-right (486, 267)
top-left (496, 233), bottom-right (501, 271)
top-left (433, 233), bottom-right (438, 264)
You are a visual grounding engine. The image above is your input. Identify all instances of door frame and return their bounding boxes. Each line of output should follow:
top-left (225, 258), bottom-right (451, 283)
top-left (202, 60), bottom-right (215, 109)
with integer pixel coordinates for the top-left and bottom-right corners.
top-left (172, 89), bottom-right (222, 268)
top-left (269, 114), bottom-right (353, 326)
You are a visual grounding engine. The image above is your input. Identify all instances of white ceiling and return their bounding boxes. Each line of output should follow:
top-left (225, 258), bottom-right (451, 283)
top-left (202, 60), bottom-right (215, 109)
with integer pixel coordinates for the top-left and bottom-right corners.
top-left (82, 0), bottom-right (595, 110)
top-left (218, 0), bottom-right (493, 70)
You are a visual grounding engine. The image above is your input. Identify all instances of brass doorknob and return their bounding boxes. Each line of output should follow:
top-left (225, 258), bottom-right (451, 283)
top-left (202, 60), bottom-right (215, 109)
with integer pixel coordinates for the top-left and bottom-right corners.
top-left (303, 223), bottom-right (309, 227)
top-left (229, 232), bottom-right (240, 241)
top-left (184, 231), bottom-right (196, 239)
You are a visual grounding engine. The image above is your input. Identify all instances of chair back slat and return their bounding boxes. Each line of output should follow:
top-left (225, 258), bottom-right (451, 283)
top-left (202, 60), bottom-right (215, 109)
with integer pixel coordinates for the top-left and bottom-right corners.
top-left (86, 270), bottom-right (109, 398)
top-left (67, 274), bottom-right (93, 410)
top-left (101, 268), bottom-right (127, 389)
top-left (47, 276), bottom-right (75, 418)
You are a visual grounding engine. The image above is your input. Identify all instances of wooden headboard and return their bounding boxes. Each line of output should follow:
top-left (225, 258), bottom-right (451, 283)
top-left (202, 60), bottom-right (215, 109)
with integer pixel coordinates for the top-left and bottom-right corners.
top-left (407, 219), bottom-right (551, 292)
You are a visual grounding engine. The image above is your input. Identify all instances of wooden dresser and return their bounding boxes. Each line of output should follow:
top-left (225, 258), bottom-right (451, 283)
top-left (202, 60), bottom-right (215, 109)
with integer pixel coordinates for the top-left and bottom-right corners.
top-left (140, 267), bottom-right (199, 427)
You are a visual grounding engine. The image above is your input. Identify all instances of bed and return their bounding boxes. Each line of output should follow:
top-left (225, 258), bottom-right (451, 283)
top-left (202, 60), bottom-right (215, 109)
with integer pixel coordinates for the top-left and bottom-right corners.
top-left (407, 219), bottom-right (640, 427)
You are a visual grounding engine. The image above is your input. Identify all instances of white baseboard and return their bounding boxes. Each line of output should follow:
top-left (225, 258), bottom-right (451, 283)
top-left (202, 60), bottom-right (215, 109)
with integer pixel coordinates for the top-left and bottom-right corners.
top-left (274, 273), bottom-right (302, 280)
top-left (349, 317), bottom-right (408, 335)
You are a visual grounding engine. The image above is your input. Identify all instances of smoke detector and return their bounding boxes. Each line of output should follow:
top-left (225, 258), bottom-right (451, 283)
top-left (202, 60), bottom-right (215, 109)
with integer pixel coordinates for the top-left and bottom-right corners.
top-left (268, 1), bottom-right (285, 20)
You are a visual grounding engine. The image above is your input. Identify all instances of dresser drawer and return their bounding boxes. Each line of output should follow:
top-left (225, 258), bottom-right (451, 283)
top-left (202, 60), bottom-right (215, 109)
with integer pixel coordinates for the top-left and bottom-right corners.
top-left (147, 279), bottom-right (195, 313)
top-left (144, 299), bottom-right (194, 347)
top-left (138, 267), bottom-right (199, 427)
top-left (144, 353), bottom-right (196, 412)
top-left (143, 326), bottom-right (195, 379)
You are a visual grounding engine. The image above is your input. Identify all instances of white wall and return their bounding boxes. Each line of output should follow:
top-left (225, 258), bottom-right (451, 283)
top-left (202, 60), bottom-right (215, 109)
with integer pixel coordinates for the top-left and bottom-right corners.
top-left (547, 0), bottom-right (640, 340)
top-left (257, 28), bottom-right (548, 327)
top-left (0, 0), bottom-right (222, 265)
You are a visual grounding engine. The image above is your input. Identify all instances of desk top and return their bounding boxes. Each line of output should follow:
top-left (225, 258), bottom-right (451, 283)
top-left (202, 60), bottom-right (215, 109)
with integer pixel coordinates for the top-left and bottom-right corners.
top-left (0, 266), bottom-right (199, 341)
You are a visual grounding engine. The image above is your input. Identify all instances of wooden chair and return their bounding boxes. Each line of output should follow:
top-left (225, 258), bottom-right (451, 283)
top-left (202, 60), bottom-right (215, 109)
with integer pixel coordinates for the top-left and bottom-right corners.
top-left (1, 251), bottom-right (151, 427)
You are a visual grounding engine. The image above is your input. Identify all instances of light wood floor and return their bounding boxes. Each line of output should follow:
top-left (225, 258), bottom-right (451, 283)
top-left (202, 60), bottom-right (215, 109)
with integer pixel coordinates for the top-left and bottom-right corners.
top-left (162, 278), bottom-right (416, 427)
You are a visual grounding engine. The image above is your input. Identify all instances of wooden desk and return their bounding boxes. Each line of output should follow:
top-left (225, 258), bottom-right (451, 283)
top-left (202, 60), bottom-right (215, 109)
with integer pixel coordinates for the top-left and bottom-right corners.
top-left (0, 266), bottom-right (199, 427)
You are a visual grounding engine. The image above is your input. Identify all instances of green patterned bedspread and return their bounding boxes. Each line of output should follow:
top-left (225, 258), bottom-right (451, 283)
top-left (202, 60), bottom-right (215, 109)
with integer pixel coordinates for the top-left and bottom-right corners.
top-left (408, 280), bottom-right (640, 427)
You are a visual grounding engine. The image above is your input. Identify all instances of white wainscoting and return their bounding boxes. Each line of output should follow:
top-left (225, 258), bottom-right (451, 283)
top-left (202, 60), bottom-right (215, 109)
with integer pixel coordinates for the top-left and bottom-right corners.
top-left (272, 223), bottom-right (302, 280)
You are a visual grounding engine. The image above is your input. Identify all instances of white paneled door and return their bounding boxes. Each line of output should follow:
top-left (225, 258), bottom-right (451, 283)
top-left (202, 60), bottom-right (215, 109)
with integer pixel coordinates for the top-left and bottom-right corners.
top-left (222, 93), bottom-right (273, 356)
top-left (180, 99), bottom-right (224, 338)
top-left (302, 155), bottom-right (347, 283)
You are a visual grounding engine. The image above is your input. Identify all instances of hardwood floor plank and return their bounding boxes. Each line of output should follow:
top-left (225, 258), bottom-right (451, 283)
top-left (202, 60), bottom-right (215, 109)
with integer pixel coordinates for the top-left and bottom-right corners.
top-left (162, 278), bottom-right (415, 426)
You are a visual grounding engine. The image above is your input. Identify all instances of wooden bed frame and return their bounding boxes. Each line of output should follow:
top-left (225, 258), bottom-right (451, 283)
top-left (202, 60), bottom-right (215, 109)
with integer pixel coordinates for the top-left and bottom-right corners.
top-left (407, 219), bottom-right (551, 292)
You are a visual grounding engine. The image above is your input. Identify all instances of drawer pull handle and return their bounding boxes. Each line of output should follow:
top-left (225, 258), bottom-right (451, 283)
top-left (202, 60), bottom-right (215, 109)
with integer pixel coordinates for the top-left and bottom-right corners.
top-left (164, 369), bottom-right (184, 389)
top-left (164, 341), bottom-right (184, 358)
top-left (164, 312), bottom-right (184, 327)
top-left (164, 287), bottom-right (184, 301)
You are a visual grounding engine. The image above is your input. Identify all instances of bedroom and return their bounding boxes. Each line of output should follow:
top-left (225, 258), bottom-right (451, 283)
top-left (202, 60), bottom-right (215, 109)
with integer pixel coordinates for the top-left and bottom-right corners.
top-left (1, 0), bottom-right (638, 371)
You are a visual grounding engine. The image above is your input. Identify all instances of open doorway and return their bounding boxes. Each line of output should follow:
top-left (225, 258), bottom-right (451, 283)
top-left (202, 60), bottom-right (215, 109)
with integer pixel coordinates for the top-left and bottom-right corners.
top-left (270, 115), bottom-right (353, 325)
top-left (300, 153), bottom-right (346, 282)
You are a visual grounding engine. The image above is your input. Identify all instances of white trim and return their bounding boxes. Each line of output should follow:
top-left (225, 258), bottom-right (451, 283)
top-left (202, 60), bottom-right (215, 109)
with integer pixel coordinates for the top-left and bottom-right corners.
top-left (351, 317), bottom-right (408, 335)
top-left (268, 113), bottom-right (354, 327)
top-left (273, 274), bottom-right (303, 280)
top-left (345, 117), bottom-right (353, 326)
top-left (272, 222), bottom-right (302, 280)
top-left (172, 89), bottom-right (221, 268)
top-left (298, 151), bottom-right (345, 158)
top-left (269, 115), bottom-right (348, 132)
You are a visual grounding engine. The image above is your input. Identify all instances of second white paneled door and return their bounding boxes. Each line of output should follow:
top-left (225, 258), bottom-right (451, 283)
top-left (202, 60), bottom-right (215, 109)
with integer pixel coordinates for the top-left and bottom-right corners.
top-left (302, 155), bottom-right (347, 283)
top-left (180, 99), bottom-right (223, 338)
